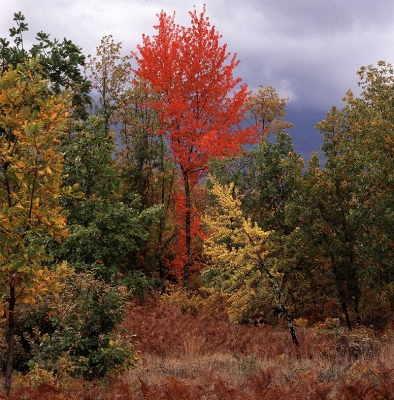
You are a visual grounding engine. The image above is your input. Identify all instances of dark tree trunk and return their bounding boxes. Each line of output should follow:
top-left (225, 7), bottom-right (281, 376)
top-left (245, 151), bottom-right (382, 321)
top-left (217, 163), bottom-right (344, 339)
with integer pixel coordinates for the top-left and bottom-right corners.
top-left (183, 175), bottom-right (192, 291)
top-left (342, 301), bottom-right (352, 331)
top-left (4, 274), bottom-right (16, 396)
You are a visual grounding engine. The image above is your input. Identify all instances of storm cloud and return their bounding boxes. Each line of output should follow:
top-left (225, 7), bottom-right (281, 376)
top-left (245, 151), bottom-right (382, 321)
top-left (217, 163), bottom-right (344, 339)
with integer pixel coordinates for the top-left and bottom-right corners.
top-left (2, 0), bottom-right (394, 157)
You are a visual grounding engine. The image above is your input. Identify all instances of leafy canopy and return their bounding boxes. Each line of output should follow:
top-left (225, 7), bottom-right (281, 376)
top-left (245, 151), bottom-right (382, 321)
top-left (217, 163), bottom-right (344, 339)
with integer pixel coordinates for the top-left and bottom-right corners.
top-left (0, 59), bottom-right (71, 308)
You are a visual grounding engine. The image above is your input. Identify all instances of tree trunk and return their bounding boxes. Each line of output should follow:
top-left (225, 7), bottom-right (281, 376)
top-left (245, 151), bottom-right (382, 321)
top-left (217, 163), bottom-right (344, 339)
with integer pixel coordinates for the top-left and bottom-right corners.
top-left (342, 301), bottom-right (352, 331)
top-left (158, 137), bottom-right (166, 280)
top-left (267, 271), bottom-right (299, 347)
top-left (183, 175), bottom-right (192, 291)
top-left (4, 274), bottom-right (16, 396)
top-left (354, 283), bottom-right (361, 327)
top-left (244, 231), bottom-right (299, 347)
top-left (328, 248), bottom-right (352, 331)
top-left (348, 253), bottom-right (361, 327)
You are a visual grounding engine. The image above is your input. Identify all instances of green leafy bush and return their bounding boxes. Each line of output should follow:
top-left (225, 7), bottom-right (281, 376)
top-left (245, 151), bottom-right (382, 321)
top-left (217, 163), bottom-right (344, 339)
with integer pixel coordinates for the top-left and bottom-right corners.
top-left (122, 270), bottom-right (165, 299)
top-left (5, 270), bottom-right (137, 381)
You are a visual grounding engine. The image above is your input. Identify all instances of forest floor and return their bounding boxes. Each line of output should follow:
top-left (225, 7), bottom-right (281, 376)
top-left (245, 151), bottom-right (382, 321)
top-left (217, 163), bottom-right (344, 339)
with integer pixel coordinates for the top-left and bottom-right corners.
top-left (2, 294), bottom-right (394, 399)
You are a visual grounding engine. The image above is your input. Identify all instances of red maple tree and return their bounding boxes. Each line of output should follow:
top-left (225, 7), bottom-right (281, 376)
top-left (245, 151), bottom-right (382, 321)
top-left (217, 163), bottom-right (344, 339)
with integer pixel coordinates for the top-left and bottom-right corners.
top-left (133, 5), bottom-right (259, 289)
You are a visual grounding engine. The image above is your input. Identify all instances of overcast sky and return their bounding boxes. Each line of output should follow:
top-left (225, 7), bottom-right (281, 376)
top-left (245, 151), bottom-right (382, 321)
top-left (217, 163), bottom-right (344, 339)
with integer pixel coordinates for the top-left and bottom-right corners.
top-left (2, 0), bottom-right (394, 155)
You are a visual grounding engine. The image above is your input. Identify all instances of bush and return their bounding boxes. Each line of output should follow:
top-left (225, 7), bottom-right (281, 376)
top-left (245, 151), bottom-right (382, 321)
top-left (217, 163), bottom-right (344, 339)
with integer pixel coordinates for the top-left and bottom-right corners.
top-left (5, 270), bottom-right (137, 382)
top-left (122, 270), bottom-right (165, 299)
top-left (160, 286), bottom-right (228, 317)
top-left (335, 326), bottom-right (381, 359)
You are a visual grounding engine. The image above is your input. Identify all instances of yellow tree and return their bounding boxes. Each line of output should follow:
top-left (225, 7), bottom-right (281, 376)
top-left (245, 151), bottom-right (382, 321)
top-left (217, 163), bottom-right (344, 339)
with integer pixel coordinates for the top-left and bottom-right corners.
top-left (0, 59), bottom-right (71, 394)
top-left (203, 177), bottom-right (298, 346)
top-left (246, 85), bottom-right (293, 137)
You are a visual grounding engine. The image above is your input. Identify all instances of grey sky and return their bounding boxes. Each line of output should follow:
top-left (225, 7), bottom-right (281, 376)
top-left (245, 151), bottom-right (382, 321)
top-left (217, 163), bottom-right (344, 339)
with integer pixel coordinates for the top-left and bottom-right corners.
top-left (1, 0), bottom-right (394, 155)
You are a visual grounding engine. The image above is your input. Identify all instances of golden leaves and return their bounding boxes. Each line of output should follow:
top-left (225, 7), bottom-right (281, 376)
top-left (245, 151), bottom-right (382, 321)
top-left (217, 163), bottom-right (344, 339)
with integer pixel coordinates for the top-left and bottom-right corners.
top-left (0, 59), bottom-right (71, 311)
top-left (203, 177), bottom-right (272, 323)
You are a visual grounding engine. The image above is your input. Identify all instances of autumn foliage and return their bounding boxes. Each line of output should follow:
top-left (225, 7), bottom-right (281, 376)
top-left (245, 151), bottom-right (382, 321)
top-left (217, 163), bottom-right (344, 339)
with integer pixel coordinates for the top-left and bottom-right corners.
top-left (0, 59), bottom-right (72, 394)
top-left (133, 6), bottom-right (259, 287)
top-left (133, 6), bottom-right (257, 175)
top-left (3, 6), bottom-right (394, 399)
top-left (2, 298), bottom-right (394, 399)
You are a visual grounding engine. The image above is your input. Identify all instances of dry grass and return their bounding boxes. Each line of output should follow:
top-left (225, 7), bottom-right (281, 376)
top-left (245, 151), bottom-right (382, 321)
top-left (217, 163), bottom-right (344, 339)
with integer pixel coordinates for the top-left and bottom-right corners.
top-left (1, 296), bottom-right (394, 398)
top-left (120, 299), bottom-right (394, 399)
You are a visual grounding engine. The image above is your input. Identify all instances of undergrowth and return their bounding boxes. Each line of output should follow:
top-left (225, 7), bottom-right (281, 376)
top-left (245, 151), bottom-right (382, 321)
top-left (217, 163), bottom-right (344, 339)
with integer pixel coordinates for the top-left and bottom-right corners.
top-left (1, 290), bottom-right (394, 398)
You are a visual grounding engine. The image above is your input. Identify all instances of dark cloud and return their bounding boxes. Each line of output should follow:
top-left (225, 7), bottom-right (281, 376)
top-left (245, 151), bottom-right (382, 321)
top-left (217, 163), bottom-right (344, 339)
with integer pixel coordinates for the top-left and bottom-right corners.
top-left (2, 0), bottom-right (394, 155)
top-left (220, 1), bottom-right (394, 110)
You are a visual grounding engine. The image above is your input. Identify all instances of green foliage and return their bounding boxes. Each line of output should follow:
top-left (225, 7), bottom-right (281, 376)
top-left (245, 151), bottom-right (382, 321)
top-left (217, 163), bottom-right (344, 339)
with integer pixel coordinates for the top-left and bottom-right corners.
top-left (209, 131), bottom-right (305, 320)
top-left (85, 36), bottom-right (178, 279)
top-left (57, 116), bottom-right (162, 279)
top-left (62, 116), bottom-right (120, 201)
top-left (85, 35), bottom-right (132, 132)
top-left (246, 84), bottom-right (293, 136)
top-left (114, 78), bottom-right (177, 278)
top-left (122, 270), bottom-right (165, 299)
top-left (279, 61), bottom-right (394, 328)
top-left (10, 270), bottom-right (137, 380)
top-left (0, 12), bottom-right (91, 117)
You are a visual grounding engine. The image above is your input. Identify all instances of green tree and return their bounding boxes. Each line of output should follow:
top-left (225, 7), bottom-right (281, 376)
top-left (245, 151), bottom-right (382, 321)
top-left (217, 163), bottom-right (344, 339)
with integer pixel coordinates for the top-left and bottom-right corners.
top-left (209, 85), bottom-right (298, 231)
top-left (286, 151), bottom-right (358, 326)
top-left (57, 116), bottom-right (160, 280)
top-left (115, 79), bottom-right (178, 278)
top-left (0, 12), bottom-right (91, 118)
top-left (305, 61), bottom-right (394, 328)
top-left (246, 85), bottom-right (293, 137)
top-left (18, 271), bottom-right (137, 381)
top-left (85, 35), bottom-right (132, 134)
top-left (340, 62), bottom-right (394, 285)
top-left (85, 36), bottom-right (177, 280)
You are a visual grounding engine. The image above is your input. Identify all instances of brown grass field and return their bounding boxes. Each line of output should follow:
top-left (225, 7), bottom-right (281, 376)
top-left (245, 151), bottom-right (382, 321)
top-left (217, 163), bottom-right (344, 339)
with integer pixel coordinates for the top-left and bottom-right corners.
top-left (1, 294), bottom-right (394, 399)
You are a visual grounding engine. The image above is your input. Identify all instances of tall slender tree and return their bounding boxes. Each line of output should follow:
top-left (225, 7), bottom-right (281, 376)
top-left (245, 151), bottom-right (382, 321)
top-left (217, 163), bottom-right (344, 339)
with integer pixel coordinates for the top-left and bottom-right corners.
top-left (133, 6), bottom-right (259, 289)
top-left (85, 36), bottom-right (177, 278)
top-left (203, 177), bottom-right (299, 346)
top-left (84, 35), bottom-right (132, 134)
top-left (0, 59), bottom-right (70, 395)
top-left (209, 86), bottom-right (304, 319)
top-left (115, 79), bottom-right (177, 278)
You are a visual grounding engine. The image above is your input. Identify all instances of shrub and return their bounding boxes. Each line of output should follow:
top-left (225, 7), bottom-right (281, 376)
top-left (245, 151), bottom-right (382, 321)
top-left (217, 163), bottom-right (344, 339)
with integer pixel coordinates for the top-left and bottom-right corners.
top-left (4, 270), bottom-right (137, 382)
top-left (160, 286), bottom-right (228, 317)
top-left (335, 326), bottom-right (381, 359)
top-left (122, 270), bottom-right (165, 299)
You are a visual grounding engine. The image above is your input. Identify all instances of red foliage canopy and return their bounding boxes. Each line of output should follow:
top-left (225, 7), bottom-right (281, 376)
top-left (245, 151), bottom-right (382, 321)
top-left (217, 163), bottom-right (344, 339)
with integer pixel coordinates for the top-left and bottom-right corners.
top-left (133, 6), bottom-right (260, 288)
top-left (133, 5), bottom-right (259, 183)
